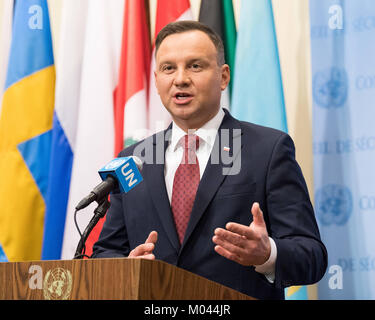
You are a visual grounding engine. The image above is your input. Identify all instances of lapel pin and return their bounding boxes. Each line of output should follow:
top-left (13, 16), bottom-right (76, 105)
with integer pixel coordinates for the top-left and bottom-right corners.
top-left (223, 146), bottom-right (230, 152)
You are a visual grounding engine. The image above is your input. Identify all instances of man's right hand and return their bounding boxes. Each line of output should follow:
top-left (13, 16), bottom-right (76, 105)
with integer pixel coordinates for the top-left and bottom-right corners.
top-left (128, 231), bottom-right (158, 260)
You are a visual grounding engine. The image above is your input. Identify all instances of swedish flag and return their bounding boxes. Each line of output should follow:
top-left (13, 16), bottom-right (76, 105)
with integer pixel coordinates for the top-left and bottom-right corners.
top-left (0, 0), bottom-right (55, 261)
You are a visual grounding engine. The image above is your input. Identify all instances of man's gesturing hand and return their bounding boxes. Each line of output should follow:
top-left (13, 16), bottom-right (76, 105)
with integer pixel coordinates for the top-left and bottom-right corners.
top-left (212, 202), bottom-right (271, 266)
top-left (128, 231), bottom-right (158, 260)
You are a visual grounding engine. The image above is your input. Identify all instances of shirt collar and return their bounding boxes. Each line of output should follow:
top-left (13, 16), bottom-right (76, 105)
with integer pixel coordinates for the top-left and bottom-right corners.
top-left (170, 108), bottom-right (225, 151)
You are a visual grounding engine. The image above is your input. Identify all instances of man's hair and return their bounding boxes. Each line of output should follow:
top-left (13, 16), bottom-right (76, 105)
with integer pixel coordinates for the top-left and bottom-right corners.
top-left (155, 20), bottom-right (225, 66)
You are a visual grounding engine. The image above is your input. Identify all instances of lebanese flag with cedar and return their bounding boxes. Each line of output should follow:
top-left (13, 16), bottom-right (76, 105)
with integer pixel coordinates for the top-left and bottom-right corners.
top-left (114, 0), bottom-right (151, 155)
top-left (148, 0), bottom-right (193, 134)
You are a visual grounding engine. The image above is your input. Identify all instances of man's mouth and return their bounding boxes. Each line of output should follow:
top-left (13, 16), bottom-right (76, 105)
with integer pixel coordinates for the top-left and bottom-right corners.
top-left (173, 92), bottom-right (194, 104)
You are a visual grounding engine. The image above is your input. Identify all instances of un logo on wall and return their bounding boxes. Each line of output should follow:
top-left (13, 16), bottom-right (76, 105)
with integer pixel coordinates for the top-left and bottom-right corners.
top-left (313, 67), bottom-right (348, 108)
top-left (315, 184), bottom-right (352, 226)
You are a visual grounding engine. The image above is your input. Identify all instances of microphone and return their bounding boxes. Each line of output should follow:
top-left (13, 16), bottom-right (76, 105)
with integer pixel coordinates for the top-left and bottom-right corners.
top-left (75, 156), bottom-right (143, 211)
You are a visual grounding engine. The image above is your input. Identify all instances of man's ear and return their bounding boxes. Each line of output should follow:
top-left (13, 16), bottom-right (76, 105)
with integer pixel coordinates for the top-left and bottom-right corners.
top-left (220, 64), bottom-right (230, 91)
top-left (154, 70), bottom-right (160, 95)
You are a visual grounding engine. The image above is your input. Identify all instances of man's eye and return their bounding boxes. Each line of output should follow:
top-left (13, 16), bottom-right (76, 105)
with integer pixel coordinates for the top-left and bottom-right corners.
top-left (162, 65), bottom-right (174, 72)
top-left (191, 64), bottom-right (201, 70)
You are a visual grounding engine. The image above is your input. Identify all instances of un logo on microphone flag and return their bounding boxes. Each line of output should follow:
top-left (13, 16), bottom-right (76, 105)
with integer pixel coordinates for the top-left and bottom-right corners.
top-left (104, 159), bottom-right (127, 170)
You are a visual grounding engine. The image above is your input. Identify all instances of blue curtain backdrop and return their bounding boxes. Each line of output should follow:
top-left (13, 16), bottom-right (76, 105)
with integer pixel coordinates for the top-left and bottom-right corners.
top-left (310, 0), bottom-right (375, 299)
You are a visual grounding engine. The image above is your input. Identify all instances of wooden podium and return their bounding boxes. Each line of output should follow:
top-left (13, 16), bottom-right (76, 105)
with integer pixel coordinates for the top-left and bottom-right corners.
top-left (0, 258), bottom-right (254, 300)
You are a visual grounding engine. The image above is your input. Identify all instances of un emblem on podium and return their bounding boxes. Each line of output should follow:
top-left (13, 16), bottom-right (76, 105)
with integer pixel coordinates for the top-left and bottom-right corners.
top-left (315, 184), bottom-right (352, 226)
top-left (43, 267), bottom-right (72, 300)
top-left (313, 67), bottom-right (348, 108)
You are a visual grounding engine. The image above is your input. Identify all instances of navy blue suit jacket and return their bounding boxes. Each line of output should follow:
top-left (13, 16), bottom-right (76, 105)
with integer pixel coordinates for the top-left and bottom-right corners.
top-left (92, 109), bottom-right (327, 300)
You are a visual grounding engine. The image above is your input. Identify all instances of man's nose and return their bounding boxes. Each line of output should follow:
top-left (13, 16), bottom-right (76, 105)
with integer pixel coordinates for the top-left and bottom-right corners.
top-left (173, 68), bottom-right (191, 87)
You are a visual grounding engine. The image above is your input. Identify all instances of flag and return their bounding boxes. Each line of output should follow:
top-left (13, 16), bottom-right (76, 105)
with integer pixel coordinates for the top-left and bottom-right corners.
top-left (231, 0), bottom-right (306, 299)
top-left (198, 0), bottom-right (237, 109)
top-left (148, 0), bottom-right (193, 134)
top-left (231, 0), bottom-right (287, 133)
top-left (0, 244), bottom-right (7, 262)
top-left (285, 285), bottom-right (308, 300)
top-left (0, 0), bottom-right (55, 261)
top-left (0, 0), bottom-right (13, 117)
top-left (0, 4), bottom-right (13, 261)
top-left (60, 0), bottom-right (124, 259)
top-left (114, 0), bottom-right (151, 153)
top-left (41, 0), bottom-right (89, 260)
top-left (311, 0), bottom-right (375, 299)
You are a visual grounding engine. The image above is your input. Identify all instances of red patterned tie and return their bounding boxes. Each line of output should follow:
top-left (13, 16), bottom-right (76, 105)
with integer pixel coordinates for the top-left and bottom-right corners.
top-left (171, 134), bottom-right (200, 244)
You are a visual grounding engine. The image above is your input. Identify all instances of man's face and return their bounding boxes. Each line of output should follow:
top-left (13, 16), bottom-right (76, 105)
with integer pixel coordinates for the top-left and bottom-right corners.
top-left (154, 30), bottom-right (230, 131)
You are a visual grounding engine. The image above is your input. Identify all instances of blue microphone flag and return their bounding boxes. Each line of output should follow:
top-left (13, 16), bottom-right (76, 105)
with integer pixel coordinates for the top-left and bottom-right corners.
top-left (98, 157), bottom-right (143, 193)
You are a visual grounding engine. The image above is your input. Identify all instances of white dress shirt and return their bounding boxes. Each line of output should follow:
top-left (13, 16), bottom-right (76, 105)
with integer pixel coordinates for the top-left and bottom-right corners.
top-left (164, 108), bottom-right (276, 282)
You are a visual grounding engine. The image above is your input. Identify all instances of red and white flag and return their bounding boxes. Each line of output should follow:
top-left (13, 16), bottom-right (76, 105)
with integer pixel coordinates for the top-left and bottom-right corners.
top-left (148, 0), bottom-right (193, 134)
top-left (61, 0), bottom-right (124, 259)
top-left (114, 0), bottom-right (151, 154)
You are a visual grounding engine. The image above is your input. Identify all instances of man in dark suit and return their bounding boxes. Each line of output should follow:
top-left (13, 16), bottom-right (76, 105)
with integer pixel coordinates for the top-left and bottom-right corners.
top-left (92, 21), bottom-right (327, 300)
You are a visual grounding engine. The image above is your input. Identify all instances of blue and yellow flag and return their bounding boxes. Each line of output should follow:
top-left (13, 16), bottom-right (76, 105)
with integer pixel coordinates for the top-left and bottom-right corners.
top-left (0, 0), bottom-right (55, 261)
top-left (0, 244), bottom-right (7, 262)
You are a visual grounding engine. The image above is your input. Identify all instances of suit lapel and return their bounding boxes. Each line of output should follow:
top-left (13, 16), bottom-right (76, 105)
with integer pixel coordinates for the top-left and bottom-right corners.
top-left (143, 111), bottom-right (243, 255)
top-left (181, 110), bottom-right (243, 251)
top-left (144, 126), bottom-right (181, 253)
